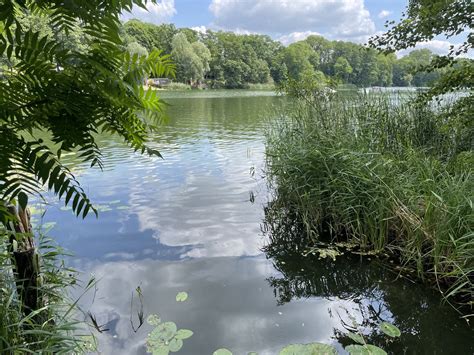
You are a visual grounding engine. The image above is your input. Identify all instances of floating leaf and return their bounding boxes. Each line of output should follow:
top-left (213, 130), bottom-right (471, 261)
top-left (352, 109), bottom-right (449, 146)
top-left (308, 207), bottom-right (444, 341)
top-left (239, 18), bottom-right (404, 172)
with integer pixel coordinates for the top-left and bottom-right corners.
top-left (213, 349), bottom-right (233, 355)
top-left (347, 332), bottom-right (365, 345)
top-left (109, 200), bottom-right (121, 204)
top-left (379, 322), bottom-right (401, 338)
top-left (116, 205), bottom-right (130, 210)
top-left (175, 329), bottom-right (193, 340)
top-left (168, 338), bottom-right (183, 352)
top-left (279, 343), bottom-right (337, 355)
top-left (345, 344), bottom-right (387, 355)
top-left (150, 347), bottom-right (169, 355)
top-left (147, 314), bottom-right (161, 326)
top-left (150, 322), bottom-right (177, 343)
top-left (60, 206), bottom-right (72, 211)
top-left (248, 352), bottom-right (258, 355)
top-left (176, 291), bottom-right (188, 302)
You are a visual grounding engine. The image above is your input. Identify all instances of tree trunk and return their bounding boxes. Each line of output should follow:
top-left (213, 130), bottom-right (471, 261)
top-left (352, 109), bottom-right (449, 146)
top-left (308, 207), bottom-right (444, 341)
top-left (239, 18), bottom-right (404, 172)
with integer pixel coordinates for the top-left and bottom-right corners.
top-left (5, 204), bottom-right (41, 315)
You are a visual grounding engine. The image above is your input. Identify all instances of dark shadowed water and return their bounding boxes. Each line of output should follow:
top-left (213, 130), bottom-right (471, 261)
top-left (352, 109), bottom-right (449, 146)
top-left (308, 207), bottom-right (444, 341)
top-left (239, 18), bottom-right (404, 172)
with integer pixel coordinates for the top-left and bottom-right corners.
top-left (33, 91), bottom-right (472, 354)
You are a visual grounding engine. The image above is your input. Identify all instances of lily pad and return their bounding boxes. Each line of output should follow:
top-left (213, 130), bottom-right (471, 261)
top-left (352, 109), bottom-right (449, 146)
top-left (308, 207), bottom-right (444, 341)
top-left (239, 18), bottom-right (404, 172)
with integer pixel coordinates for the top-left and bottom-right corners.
top-left (147, 314), bottom-right (161, 326)
top-left (176, 291), bottom-right (188, 302)
top-left (213, 349), bottom-right (233, 355)
top-left (379, 322), bottom-right (401, 338)
top-left (175, 329), bottom-right (193, 340)
top-left (279, 343), bottom-right (337, 355)
top-left (150, 322), bottom-right (177, 343)
top-left (168, 338), bottom-right (183, 352)
top-left (347, 332), bottom-right (365, 345)
top-left (345, 344), bottom-right (387, 355)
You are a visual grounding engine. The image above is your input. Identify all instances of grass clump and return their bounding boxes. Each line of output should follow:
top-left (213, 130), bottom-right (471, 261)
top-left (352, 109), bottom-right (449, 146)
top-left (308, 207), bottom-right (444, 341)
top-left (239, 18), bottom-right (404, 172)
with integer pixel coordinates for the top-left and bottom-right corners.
top-left (0, 234), bottom-right (96, 353)
top-left (265, 80), bottom-right (473, 310)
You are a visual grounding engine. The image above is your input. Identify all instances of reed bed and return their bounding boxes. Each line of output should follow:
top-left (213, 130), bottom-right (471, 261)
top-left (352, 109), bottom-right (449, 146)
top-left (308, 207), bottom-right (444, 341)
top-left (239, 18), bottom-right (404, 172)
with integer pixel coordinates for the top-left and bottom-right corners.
top-left (265, 89), bottom-right (473, 310)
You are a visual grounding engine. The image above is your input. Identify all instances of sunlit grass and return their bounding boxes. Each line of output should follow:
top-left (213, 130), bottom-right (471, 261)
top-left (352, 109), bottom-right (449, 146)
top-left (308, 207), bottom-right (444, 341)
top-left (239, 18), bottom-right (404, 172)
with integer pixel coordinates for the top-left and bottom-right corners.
top-left (265, 91), bottom-right (473, 309)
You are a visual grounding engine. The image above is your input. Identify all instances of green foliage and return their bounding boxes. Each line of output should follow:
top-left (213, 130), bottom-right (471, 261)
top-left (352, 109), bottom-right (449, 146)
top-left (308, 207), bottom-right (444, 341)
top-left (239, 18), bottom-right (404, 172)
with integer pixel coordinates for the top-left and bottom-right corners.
top-left (146, 315), bottom-right (193, 354)
top-left (369, 0), bottom-right (473, 97)
top-left (171, 32), bottom-right (210, 84)
top-left (123, 18), bottom-right (451, 89)
top-left (0, 1), bottom-right (175, 221)
top-left (0, 234), bottom-right (96, 353)
top-left (379, 322), bottom-right (401, 338)
top-left (175, 291), bottom-right (188, 302)
top-left (265, 90), bottom-right (473, 308)
top-left (345, 344), bottom-right (387, 355)
top-left (213, 349), bottom-right (233, 355)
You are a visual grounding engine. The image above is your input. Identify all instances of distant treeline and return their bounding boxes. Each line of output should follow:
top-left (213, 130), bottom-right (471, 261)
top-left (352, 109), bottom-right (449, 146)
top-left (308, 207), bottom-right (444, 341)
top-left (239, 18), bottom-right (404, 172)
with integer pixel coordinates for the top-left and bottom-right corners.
top-left (123, 19), bottom-right (454, 89)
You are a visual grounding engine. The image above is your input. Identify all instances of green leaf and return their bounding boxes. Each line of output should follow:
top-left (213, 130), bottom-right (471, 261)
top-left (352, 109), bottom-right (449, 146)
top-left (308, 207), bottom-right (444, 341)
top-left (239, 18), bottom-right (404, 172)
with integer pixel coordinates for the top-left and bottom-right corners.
top-left (175, 329), bottom-right (193, 340)
top-left (347, 332), bottom-right (365, 345)
top-left (213, 349), bottom-right (233, 355)
top-left (176, 291), bottom-right (188, 302)
top-left (147, 314), bottom-right (161, 326)
top-left (150, 322), bottom-right (177, 343)
top-left (168, 338), bottom-right (183, 352)
top-left (345, 344), bottom-right (387, 355)
top-left (379, 322), bottom-right (401, 338)
top-left (279, 343), bottom-right (337, 355)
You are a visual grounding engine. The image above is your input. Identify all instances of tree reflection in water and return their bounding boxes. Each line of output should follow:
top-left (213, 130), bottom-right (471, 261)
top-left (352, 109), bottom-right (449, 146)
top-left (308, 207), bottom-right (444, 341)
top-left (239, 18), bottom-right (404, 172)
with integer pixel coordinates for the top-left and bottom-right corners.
top-left (261, 203), bottom-right (473, 353)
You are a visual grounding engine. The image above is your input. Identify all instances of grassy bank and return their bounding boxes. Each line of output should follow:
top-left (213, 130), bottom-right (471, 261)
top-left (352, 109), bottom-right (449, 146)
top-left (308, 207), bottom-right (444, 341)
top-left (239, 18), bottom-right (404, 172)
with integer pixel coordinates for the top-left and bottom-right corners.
top-left (265, 85), bottom-right (473, 310)
top-left (0, 234), bottom-right (95, 353)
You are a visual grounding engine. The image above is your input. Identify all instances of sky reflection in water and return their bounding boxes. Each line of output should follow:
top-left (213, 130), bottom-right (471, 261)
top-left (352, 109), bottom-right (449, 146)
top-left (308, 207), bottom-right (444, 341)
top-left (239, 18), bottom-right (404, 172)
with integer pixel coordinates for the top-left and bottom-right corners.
top-left (36, 91), bottom-right (471, 354)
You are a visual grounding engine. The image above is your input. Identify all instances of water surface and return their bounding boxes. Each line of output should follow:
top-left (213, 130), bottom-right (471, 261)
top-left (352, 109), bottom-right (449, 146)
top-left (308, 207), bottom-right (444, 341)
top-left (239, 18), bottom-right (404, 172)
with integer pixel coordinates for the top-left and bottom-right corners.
top-left (36, 90), bottom-right (472, 354)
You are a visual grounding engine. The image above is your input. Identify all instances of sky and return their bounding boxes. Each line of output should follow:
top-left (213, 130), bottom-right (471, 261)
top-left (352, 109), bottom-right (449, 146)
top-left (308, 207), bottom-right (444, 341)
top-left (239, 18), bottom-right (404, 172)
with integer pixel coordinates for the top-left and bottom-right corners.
top-left (121, 0), bottom-right (471, 58)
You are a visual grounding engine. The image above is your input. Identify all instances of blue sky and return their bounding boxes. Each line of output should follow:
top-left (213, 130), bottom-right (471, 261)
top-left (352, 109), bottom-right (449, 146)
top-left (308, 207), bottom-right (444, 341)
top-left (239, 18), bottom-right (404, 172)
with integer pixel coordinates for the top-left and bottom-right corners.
top-left (121, 0), bottom-right (470, 57)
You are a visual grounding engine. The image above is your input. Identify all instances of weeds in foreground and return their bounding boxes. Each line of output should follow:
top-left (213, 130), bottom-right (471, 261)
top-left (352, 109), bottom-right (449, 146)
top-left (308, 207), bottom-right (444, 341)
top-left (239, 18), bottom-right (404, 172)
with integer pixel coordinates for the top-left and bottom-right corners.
top-left (0, 233), bottom-right (96, 353)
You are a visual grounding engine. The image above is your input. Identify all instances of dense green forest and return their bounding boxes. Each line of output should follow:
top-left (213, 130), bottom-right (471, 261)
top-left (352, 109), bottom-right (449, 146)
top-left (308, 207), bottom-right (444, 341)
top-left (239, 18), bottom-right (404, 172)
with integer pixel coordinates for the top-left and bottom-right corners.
top-left (122, 19), bottom-right (447, 88)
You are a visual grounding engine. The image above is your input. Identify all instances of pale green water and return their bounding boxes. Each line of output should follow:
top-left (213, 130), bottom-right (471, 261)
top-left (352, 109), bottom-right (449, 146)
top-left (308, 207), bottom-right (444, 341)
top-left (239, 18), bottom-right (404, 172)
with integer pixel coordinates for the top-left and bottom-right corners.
top-left (35, 90), bottom-right (472, 354)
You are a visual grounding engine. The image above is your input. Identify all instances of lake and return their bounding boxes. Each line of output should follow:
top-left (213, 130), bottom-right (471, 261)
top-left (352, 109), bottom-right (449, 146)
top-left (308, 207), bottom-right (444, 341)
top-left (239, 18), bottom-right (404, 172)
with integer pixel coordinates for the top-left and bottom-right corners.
top-left (35, 91), bottom-right (472, 354)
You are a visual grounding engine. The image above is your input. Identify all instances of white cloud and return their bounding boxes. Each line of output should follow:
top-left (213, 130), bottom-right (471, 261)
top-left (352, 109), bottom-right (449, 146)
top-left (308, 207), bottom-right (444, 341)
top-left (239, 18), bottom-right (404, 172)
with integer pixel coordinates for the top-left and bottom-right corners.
top-left (209, 0), bottom-right (375, 41)
top-left (278, 31), bottom-right (321, 46)
top-left (397, 40), bottom-right (473, 59)
top-left (191, 25), bottom-right (208, 34)
top-left (378, 10), bottom-right (391, 19)
top-left (121, 0), bottom-right (176, 24)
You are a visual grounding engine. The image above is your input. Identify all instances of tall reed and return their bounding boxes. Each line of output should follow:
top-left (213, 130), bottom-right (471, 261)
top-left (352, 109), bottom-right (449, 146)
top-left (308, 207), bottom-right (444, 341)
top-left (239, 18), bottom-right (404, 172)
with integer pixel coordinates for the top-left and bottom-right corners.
top-left (265, 86), bottom-right (473, 310)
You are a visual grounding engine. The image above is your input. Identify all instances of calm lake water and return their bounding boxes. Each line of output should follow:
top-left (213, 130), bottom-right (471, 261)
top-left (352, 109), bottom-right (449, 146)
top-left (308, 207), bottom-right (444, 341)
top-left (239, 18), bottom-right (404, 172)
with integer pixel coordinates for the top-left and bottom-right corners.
top-left (35, 90), bottom-right (472, 354)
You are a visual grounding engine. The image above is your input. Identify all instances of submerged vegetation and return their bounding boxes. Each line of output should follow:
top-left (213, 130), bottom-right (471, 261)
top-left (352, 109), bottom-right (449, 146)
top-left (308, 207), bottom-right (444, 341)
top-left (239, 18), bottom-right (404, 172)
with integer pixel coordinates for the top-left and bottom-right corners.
top-left (265, 83), bottom-right (473, 310)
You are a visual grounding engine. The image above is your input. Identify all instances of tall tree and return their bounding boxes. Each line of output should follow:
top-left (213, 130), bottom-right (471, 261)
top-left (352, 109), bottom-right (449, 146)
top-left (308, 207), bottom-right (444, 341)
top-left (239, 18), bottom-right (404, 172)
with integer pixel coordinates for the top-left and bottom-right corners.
top-left (171, 33), bottom-right (210, 84)
top-left (334, 57), bottom-right (352, 82)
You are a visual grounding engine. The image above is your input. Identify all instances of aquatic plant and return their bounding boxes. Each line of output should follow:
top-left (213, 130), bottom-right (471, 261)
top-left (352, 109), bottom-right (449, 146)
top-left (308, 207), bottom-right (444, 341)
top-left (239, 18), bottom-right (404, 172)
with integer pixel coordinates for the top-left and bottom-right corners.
top-left (146, 292), bottom-right (193, 354)
top-left (265, 89), bottom-right (473, 310)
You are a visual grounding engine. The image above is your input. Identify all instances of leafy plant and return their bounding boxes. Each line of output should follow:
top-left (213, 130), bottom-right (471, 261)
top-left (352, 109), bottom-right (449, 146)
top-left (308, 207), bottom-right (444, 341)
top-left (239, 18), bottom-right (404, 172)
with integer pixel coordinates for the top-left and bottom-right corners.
top-left (175, 291), bottom-right (188, 302)
top-left (0, 0), bottom-right (175, 223)
top-left (146, 316), bottom-right (193, 355)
